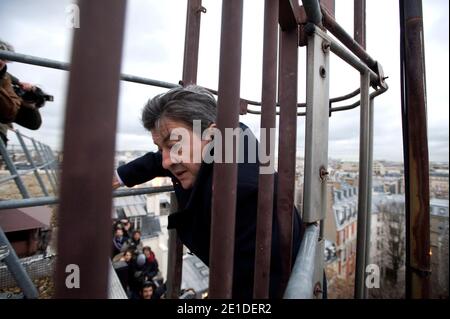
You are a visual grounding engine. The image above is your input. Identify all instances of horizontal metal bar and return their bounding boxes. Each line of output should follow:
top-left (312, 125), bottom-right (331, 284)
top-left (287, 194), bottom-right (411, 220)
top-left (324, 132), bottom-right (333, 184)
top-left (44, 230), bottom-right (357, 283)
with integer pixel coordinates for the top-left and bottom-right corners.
top-left (246, 85), bottom-right (387, 116)
top-left (0, 50), bottom-right (179, 90)
top-left (0, 160), bottom-right (57, 183)
top-left (1, 50), bottom-right (375, 111)
top-left (329, 85), bottom-right (387, 112)
top-left (321, 4), bottom-right (376, 70)
top-left (0, 226), bottom-right (39, 298)
top-left (283, 223), bottom-right (320, 299)
top-left (0, 186), bottom-right (174, 210)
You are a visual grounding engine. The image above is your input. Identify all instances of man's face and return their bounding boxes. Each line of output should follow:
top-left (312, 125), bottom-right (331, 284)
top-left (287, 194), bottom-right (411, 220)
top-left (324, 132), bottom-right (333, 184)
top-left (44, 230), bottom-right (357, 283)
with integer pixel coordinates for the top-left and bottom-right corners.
top-left (115, 229), bottom-right (123, 238)
top-left (151, 118), bottom-right (210, 190)
top-left (0, 60), bottom-right (5, 69)
top-left (141, 286), bottom-right (154, 299)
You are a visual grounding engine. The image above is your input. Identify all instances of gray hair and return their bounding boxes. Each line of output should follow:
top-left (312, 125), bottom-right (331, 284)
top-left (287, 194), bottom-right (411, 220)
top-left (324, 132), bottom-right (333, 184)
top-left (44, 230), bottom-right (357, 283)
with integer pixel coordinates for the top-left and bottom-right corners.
top-left (141, 85), bottom-right (217, 133)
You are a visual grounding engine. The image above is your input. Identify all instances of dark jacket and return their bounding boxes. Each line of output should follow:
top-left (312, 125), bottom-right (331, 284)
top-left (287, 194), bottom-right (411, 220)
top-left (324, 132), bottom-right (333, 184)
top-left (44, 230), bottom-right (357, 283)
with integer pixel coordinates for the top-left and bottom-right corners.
top-left (117, 123), bottom-right (302, 298)
top-left (0, 65), bottom-right (42, 136)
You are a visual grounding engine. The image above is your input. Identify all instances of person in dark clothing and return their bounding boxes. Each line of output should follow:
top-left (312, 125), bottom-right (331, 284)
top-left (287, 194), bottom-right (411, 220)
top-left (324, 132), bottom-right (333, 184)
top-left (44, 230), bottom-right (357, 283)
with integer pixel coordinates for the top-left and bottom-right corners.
top-left (128, 253), bottom-right (153, 299)
top-left (126, 230), bottom-right (143, 254)
top-left (140, 281), bottom-right (156, 300)
top-left (143, 246), bottom-right (159, 281)
top-left (112, 227), bottom-right (126, 258)
top-left (113, 85), bottom-right (308, 299)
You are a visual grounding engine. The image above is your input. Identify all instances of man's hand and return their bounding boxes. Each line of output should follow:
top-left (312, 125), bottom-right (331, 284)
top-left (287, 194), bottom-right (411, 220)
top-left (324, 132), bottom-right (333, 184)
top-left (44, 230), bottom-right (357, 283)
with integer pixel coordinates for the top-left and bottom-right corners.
top-left (19, 82), bottom-right (35, 92)
top-left (112, 174), bottom-right (121, 190)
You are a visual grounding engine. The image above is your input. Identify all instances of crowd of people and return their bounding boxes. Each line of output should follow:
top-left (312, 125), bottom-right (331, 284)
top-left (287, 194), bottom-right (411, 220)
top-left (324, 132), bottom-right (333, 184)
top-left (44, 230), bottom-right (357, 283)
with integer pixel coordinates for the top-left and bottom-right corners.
top-left (111, 218), bottom-right (165, 299)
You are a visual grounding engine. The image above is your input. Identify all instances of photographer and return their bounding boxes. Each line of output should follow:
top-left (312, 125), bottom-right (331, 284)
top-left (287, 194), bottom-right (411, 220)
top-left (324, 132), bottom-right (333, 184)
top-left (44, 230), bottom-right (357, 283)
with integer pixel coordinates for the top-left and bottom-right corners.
top-left (0, 39), bottom-right (52, 146)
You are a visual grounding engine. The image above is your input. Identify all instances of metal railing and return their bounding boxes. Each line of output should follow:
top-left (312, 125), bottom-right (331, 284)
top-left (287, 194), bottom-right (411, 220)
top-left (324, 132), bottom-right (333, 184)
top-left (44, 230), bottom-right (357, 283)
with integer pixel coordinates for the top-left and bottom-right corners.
top-left (0, 129), bottom-right (59, 199)
top-left (3, 0), bottom-right (432, 300)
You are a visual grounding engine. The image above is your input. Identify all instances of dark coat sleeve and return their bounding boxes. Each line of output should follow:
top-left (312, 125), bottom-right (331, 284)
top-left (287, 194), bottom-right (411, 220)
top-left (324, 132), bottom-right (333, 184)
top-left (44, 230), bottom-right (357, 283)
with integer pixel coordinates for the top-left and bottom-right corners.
top-left (116, 151), bottom-right (172, 187)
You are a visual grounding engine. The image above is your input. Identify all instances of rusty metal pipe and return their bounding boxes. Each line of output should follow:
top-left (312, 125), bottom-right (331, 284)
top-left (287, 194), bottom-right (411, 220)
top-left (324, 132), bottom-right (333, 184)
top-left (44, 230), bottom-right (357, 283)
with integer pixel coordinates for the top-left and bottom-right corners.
top-left (399, 0), bottom-right (431, 299)
top-left (182, 0), bottom-right (203, 86)
top-left (354, 0), bottom-right (366, 49)
top-left (54, 0), bottom-right (126, 298)
top-left (276, 26), bottom-right (299, 295)
top-left (321, 6), bottom-right (376, 71)
top-left (253, 0), bottom-right (279, 299)
top-left (209, 0), bottom-right (243, 299)
top-left (354, 71), bottom-right (371, 299)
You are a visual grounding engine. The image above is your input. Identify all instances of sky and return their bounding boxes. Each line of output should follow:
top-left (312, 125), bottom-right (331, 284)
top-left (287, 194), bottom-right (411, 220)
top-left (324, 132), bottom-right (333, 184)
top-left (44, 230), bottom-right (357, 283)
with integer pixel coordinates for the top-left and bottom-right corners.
top-left (0, 0), bottom-right (448, 162)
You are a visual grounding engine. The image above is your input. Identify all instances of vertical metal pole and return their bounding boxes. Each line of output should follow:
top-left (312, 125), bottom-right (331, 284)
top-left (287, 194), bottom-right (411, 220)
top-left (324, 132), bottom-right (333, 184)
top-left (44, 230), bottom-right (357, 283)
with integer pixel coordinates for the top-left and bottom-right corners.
top-left (354, 71), bottom-right (370, 299)
top-left (55, 0), bottom-right (126, 298)
top-left (354, 0), bottom-right (366, 49)
top-left (166, 192), bottom-right (183, 299)
top-left (0, 226), bottom-right (39, 299)
top-left (253, 0), bottom-right (279, 299)
top-left (166, 0), bottom-right (204, 299)
top-left (209, 0), bottom-right (243, 299)
top-left (45, 144), bottom-right (59, 188)
top-left (399, 0), bottom-right (431, 299)
top-left (31, 139), bottom-right (57, 195)
top-left (182, 0), bottom-right (203, 86)
top-left (276, 24), bottom-right (298, 295)
top-left (364, 98), bottom-right (374, 298)
top-left (39, 143), bottom-right (57, 188)
top-left (15, 131), bottom-right (49, 197)
top-left (302, 27), bottom-right (330, 298)
top-left (355, 0), bottom-right (370, 298)
top-left (0, 138), bottom-right (30, 199)
top-left (303, 28), bottom-right (330, 224)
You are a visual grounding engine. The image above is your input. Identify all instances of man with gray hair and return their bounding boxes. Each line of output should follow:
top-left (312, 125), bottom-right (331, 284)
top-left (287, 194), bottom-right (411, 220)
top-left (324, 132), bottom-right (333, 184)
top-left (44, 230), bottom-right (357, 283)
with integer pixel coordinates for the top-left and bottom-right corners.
top-left (113, 85), bottom-right (303, 299)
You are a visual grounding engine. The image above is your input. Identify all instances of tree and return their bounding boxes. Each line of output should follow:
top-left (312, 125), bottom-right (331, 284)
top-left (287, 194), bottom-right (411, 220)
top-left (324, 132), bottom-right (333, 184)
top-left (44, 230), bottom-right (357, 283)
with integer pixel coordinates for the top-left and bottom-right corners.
top-left (370, 200), bottom-right (406, 298)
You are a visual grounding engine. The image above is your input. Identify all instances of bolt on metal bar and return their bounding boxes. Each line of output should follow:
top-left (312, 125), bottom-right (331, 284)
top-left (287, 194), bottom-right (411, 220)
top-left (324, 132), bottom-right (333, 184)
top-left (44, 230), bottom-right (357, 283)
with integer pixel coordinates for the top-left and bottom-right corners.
top-left (400, 0), bottom-right (431, 299)
top-left (14, 130), bottom-right (49, 197)
top-left (253, 0), bottom-right (279, 299)
top-left (0, 186), bottom-right (173, 211)
top-left (303, 28), bottom-right (330, 223)
top-left (283, 223), bottom-right (320, 299)
top-left (209, 0), bottom-right (243, 299)
top-left (54, 0), bottom-right (127, 299)
top-left (354, 70), bottom-right (371, 299)
top-left (276, 25), bottom-right (299, 295)
top-left (166, 192), bottom-right (183, 299)
top-left (0, 138), bottom-right (30, 199)
top-left (0, 226), bottom-right (39, 299)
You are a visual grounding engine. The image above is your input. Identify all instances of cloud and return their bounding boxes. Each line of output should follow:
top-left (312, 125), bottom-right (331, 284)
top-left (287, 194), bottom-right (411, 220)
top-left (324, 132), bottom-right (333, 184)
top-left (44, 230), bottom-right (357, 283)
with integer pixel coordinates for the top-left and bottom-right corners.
top-left (0, 0), bottom-right (447, 162)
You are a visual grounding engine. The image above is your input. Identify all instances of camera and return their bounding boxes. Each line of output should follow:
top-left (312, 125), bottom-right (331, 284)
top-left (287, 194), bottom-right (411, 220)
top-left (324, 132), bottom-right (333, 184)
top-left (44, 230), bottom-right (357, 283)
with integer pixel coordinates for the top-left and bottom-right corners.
top-left (12, 83), bottom-right (53, 108)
